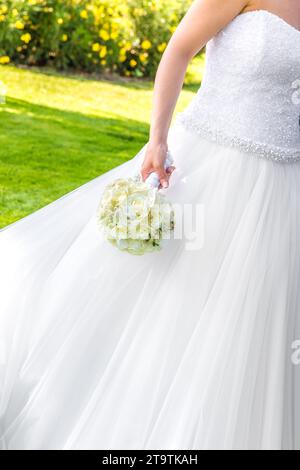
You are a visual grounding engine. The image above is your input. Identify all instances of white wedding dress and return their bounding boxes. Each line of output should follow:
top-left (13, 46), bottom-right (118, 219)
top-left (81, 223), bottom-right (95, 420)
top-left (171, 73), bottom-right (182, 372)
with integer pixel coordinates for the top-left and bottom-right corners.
top-left (1, 10), bottom-right (300, 450)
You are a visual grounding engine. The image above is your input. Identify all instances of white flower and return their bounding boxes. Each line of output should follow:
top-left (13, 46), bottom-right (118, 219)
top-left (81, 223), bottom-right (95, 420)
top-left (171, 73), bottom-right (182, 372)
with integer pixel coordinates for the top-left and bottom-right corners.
top-left (97, 177), bottom-right (175, 255)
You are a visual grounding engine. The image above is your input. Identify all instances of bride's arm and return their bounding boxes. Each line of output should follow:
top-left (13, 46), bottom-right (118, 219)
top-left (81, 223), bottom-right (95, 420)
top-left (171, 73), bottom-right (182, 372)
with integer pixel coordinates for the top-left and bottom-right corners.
top-left (141, 0), bottom-right (250, 187)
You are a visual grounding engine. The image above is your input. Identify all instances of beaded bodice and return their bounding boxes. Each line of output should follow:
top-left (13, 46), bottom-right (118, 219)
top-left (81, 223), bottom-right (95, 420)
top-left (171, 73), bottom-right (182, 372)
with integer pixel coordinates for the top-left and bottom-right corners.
top-left (175, 10), bottom-right (300, 162)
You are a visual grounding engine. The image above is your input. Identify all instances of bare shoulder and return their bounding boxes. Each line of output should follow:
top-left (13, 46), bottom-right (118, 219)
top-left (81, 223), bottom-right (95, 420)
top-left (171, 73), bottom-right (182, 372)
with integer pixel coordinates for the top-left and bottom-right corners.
top-left (188, 0), bottom-right (253, 21)
top-left (185, 0), bottom-right (254, 28)
top-left (168, 0), bottom-right (254, 59)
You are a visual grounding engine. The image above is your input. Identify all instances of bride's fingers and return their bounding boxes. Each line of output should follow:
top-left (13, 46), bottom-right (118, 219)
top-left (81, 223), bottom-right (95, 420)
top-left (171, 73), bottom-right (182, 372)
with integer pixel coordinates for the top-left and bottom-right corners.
top-left (141, 165), bottom-right (175, 185)
top-left (155, 167), bottom-right (169, 188)
top-left (158, 167), bottom-right (175, 189)
top-left (140, 166), bottom-right (152, 182)
top-left (166, 166), bottom-right (176, 175)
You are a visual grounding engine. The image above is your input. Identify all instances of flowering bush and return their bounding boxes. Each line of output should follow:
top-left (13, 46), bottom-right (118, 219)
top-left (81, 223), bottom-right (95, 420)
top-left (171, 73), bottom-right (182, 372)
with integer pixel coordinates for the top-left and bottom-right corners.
top-left (0, 0), bottom-right (190, 77)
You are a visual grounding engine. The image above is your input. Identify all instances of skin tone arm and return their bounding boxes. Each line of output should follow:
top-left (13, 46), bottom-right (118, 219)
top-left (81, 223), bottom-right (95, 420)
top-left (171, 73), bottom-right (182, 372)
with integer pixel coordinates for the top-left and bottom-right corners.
top-left (141, 0), bottom-right (250, 188)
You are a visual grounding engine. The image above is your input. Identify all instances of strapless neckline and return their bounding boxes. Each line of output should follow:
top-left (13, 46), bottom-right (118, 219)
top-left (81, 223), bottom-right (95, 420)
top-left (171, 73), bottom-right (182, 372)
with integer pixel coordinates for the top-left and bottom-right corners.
top-left (175, 7), bottom-right (300, 163)
top-left (237, 9), bottom-right (300, 35)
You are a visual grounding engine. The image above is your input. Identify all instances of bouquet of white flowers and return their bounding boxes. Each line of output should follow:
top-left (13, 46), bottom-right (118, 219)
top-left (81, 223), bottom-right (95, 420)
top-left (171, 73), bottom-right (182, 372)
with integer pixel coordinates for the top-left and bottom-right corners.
top-left (97, 153), bottom-right (175, 255)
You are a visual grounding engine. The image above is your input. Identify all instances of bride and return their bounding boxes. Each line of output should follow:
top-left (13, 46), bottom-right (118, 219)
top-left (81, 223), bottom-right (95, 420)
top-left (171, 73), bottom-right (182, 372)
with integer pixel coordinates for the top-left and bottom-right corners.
top-left (1, 0), bottom-right (300, 450)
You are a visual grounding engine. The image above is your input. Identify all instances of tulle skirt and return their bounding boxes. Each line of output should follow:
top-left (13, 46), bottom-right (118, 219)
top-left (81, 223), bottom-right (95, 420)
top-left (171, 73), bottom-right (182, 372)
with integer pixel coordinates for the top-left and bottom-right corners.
top-left (1, 122), bottom-right (300, 450)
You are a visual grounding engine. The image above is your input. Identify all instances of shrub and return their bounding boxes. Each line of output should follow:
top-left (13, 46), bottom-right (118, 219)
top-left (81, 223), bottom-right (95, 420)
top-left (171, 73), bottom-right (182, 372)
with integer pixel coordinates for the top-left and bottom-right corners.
top-left (0, 0), bottom-right (191, 77)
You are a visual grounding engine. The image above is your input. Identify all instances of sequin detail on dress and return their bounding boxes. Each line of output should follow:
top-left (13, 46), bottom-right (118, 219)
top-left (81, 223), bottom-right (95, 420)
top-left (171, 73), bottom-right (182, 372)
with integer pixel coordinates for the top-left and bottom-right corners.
top-left (174, 11), bottom-right (300, 163)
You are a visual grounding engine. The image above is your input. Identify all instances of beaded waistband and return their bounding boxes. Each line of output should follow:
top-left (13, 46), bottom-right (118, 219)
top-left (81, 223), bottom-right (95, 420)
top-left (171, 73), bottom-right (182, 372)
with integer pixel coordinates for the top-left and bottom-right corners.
top-left (174, 112), bottom-right (300, 164)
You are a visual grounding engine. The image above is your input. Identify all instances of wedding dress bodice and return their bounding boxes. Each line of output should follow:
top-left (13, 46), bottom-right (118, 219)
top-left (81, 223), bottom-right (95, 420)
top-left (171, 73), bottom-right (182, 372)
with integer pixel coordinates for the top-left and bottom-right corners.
top-left (175, 10), bottom-right (300, 162)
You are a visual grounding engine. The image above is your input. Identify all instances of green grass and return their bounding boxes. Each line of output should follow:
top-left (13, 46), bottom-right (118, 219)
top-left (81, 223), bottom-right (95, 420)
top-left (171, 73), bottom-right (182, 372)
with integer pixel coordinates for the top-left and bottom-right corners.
top-left (0, 58), bottom-right (202, 228)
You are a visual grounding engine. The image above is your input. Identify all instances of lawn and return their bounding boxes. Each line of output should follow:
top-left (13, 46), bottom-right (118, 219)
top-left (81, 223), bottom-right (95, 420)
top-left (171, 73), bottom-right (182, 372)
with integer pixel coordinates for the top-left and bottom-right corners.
top-left (0, 58), bottom-right (202, 228)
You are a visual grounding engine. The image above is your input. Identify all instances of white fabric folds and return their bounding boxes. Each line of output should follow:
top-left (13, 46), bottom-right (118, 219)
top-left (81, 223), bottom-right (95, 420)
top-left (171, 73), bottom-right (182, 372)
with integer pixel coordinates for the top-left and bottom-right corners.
top-left (0, 123), bottom-right (300, 450)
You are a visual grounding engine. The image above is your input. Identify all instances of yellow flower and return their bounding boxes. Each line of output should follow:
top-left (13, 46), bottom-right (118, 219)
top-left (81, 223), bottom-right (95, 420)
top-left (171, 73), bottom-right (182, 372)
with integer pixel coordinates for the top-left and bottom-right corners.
top-left (80, 10), bottom-right (88, 19)
top-left (111, 31), bottom-right (118, 40)
top-left (99, 46), bottom-right (107, 58)
top-left (157, 42), bottom-right (167, 53)
top-left (57, 18), bottom-right (63, 25)
top-left (129, 59), bottom-right (137, 68)
top-left (92, 43), bottom-right (101, 52)
top-left (0, 56), bottom-right (10, 65)
top-left (133, 8), bottom-right (144, 17)
top-left (0, 14), bottom-right (5, 22)
top-left (119, 55), bottom-right (126, 63)
top-left (141, 40), bottom-right (151, 50)
top-left (100, 59), bottom-right (106, 65)
top-left (139, 53), bottom-right (148, 63)
top-left (21, 33), bottom-right (32, 44)
top-left (99, 29), bottom-right (110, 41)
top-left (0, 6), bottom-right (8, 14)
top-left (15, 20), bottom-right (25, 30)
top-left (12, 8), bottom-right (18, 16)
top-left (61, 34), bottom-right (68, 42)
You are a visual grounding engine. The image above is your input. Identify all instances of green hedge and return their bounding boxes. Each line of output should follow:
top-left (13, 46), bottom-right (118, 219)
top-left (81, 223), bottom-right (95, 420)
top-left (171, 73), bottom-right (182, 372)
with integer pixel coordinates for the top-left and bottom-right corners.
top-left (0, 0), bottom-right (190, 77)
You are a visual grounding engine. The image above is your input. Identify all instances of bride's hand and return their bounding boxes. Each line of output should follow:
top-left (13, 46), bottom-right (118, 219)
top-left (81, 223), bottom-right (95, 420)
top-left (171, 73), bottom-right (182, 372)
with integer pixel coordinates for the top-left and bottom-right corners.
top-left (141, 142), bottom-right (175, 189)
